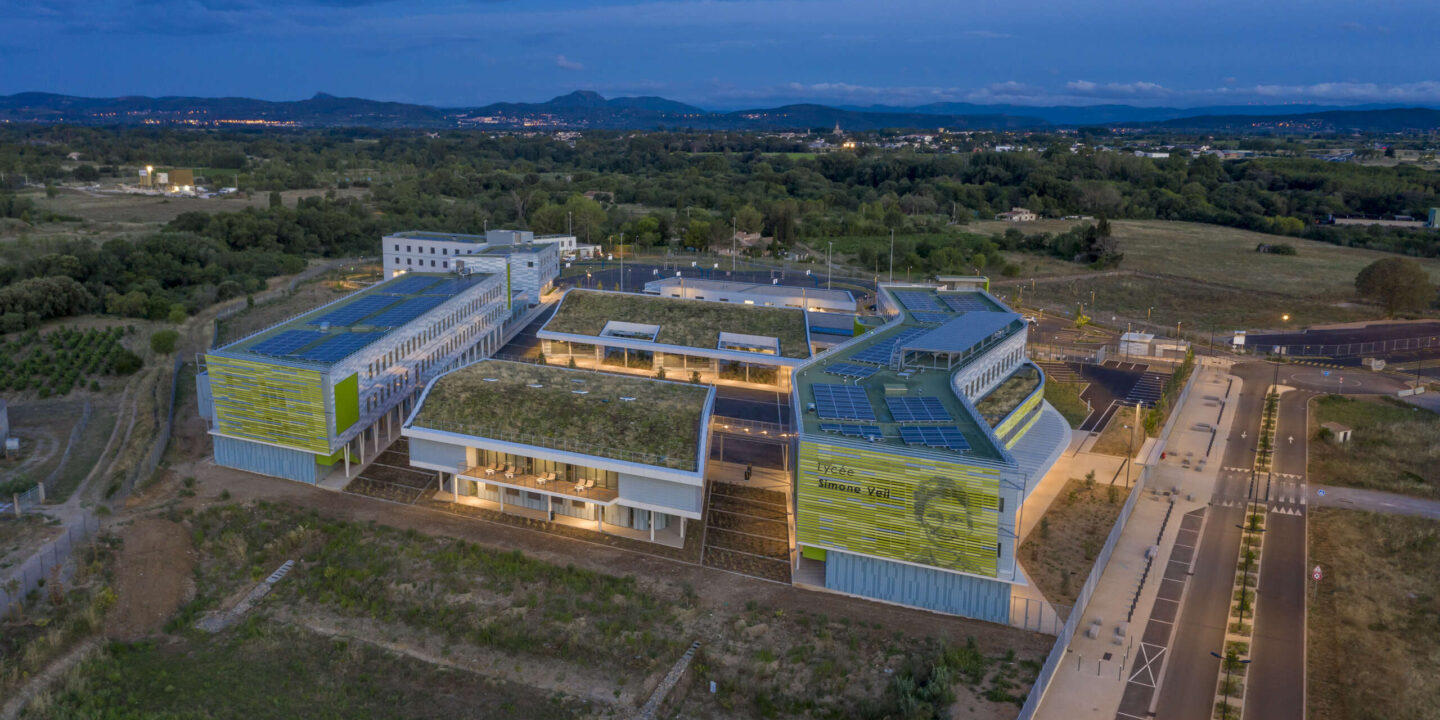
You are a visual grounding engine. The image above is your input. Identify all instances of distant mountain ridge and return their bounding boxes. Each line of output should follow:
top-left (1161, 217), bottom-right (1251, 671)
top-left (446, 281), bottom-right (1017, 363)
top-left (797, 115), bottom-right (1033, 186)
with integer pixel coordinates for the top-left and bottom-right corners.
top-left (0, 89), bottom-right (1436, 133)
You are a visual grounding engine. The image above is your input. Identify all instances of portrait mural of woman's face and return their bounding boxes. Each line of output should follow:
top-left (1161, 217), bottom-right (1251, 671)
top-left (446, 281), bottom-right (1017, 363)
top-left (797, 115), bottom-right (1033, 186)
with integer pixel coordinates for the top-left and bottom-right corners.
top-left (911, 476), bottom-right (984, 573)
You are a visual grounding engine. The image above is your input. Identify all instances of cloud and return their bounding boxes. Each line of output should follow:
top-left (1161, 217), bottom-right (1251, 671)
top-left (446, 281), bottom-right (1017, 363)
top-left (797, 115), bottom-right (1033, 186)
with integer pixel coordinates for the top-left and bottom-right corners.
top-left (1243, 81), bottom-right (1440, 103)
top-left (1064, 80), bottom-right (1173, 98)
top-left (1339, 21), bottom-right (1390, 33)
top-left (555, 54), bottom-right (584, 71)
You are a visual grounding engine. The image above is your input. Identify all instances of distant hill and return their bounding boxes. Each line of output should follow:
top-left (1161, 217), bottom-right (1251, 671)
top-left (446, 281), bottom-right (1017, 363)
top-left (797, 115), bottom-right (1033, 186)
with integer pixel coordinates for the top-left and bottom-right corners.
top-left (839, 102), bottom-right (1417, 126)
top-left (0, 90), bottom-right (1436, 133)
top-left (1143, 107), bottom-right (1440, 133)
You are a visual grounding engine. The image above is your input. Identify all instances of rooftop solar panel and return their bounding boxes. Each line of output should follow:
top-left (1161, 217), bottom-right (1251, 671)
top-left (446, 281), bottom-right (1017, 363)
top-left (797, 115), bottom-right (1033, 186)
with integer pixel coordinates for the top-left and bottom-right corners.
top-left (812, 383), bottom-right (876, 421)
top-left (850, 327), bottom-right (930, 365)
top-left (824, 362), bottom-right (878, 379)
top-left (419, 275), bottom-right (489, 297)
top-left (818, 423), bottom-right (884, 440)
top-left (894, 290), bottom-right (943, 312)
top-left (309, 295), bottom-right (403, 328)
top-left (249, 330), bottom-right (328, 357)
top-left (886, 396), bottom-right (953, 423)
top-left (940, 295), bottom-right (990, 313)
top-left (898, 426), bottom-right (971, 452)
top-left (380, 275), bottom-right (442, 295)
top-left (911, 311), bottom-right (951, 324)
top-left (363, 296), bottom-right (447, 327)
top-left (290, 332), bottom-right (387, 362)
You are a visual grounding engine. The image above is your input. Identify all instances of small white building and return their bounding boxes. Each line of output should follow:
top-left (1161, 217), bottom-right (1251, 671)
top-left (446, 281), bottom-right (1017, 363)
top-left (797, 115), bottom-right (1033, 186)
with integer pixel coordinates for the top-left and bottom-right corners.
top-left (1120, 332), bottom-right (1155, 357)
top-left (994, 207), bottom-right (1037, 222)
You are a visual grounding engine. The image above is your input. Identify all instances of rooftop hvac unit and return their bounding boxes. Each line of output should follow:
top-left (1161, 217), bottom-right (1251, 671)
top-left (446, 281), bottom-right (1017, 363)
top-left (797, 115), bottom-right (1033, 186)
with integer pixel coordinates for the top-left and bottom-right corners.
top-left (319, 322), bottom-right (331, 332)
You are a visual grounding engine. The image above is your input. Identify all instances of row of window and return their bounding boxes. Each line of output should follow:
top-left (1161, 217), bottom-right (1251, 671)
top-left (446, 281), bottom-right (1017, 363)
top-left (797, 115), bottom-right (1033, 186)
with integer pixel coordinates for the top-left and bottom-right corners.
top-left (963, 341), bottom-right (1026, 399)
top-left (393, 243), bottom-right (477, 256)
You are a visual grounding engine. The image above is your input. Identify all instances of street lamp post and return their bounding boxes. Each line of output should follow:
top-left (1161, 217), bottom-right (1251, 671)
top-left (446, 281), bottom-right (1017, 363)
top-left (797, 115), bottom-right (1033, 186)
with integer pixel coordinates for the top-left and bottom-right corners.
top-left (827, 241), bottom-right (833, 291)
top-left (1210, 650), bottom-right (1252, 720)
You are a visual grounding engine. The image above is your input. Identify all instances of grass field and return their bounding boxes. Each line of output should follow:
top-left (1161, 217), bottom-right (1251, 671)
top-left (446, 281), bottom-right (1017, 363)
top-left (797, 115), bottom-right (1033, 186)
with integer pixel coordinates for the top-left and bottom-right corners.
top-left (139, 501), bottom-right (1048, 720)
top-left (1018, 478), bottom-right (1127, 609)
top-left (30, 624), bottom-right (587, 720)
top-left (1308, 508), bottom-right (1440, 720)
top-left (1044, 381), bottom-right (1090, 428)
top-left (1023, 274), bottom-right (1377, 336)
top-left (1308, 395), bottom-right (1440, 499)
top-left (973, 219), bottom-right (1440, 299)
top-left (1091, 402), bottom-right (1147, 457)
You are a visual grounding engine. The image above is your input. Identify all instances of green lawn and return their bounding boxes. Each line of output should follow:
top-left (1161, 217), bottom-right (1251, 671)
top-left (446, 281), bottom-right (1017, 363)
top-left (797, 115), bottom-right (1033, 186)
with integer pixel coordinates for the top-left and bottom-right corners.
top-left (1309, 395), bottom-right (1440, 498)
top-left (1044, 381), bottom-right (1090, 428)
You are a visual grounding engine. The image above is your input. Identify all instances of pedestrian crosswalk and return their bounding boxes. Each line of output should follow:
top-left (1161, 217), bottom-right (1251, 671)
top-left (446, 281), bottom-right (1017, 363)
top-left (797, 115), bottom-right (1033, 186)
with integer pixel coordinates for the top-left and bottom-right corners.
top-left (1211, 475), bottom-right (1309, 516)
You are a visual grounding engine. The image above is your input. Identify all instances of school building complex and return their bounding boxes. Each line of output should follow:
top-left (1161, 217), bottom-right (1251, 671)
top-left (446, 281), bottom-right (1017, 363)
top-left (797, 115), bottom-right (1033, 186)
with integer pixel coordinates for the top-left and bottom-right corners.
top-left (202, 235), bottom-right (1067, 622)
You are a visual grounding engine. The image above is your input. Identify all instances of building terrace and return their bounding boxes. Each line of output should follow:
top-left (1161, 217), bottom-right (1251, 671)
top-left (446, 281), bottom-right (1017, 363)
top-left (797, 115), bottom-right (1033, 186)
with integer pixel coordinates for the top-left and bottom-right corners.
top-left (408, 359), bottom-right (712, 471)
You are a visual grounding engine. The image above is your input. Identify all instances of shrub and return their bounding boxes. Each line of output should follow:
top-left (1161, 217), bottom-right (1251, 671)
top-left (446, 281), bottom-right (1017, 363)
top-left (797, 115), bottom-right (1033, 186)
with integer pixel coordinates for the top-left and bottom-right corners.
top-left (150, 329), bottom-right (180, 354)
top-left (110, 348), bottom-right (143, 375)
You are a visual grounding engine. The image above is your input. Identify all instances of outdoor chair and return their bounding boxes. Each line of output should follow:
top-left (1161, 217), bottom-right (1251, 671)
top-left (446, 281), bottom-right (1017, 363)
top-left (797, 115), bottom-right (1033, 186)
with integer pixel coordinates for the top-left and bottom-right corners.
top-left (574, 481), bottom-right (586, 494)
top-left (584, 479), bottom-right (595, 491)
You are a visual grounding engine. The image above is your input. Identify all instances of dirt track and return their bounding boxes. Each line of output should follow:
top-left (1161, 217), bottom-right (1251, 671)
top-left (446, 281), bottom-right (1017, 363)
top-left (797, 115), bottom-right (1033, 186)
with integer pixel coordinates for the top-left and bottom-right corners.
top-left (106, 516), bottom-right (196, 641)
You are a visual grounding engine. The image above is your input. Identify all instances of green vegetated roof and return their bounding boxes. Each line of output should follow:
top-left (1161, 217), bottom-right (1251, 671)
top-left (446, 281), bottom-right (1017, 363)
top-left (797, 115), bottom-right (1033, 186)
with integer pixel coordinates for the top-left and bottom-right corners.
top-left (975, 365), bottom-right (1040, 427)
top-left (545, 290), bottom-right (812, 359)
top-left (411, 360), bottom-right (711, 470)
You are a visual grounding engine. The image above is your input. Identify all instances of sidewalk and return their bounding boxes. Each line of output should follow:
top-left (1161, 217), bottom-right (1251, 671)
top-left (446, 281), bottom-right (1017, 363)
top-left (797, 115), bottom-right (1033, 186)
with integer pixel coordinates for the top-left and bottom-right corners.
top-left (1034, 360), bottom-right (1239, 720)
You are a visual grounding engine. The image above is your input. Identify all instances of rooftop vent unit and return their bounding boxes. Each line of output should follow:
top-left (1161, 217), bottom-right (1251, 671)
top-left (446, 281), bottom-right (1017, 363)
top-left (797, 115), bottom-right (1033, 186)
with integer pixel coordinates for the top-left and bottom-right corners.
top-left (319, 322), bottom-right (331, 332)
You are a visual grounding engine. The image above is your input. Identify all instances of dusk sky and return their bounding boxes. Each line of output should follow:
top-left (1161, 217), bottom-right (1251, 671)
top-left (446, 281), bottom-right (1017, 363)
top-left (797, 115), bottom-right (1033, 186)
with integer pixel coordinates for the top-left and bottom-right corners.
top-left (3, 0), bottom-right (1438, 109)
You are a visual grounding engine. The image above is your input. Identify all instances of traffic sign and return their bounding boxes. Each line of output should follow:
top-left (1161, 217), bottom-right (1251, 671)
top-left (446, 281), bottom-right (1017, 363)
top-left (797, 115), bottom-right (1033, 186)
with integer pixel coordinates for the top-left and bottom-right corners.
top-left (1312, 565), bottom-right (1323, 582)
top-left (1323, 370), bottom-right (1330, 377)
top-left (1317, 488), bottom-right (1326, 497)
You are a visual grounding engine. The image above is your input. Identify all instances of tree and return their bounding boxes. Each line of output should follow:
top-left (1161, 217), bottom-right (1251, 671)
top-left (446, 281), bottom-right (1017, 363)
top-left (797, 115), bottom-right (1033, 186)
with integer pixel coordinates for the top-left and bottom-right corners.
top-left (150, 329), bottom-right (179, 354)
top-left (269, 191), bottom-right (283, 209)
top-left (1355, 257), bottom-right (1435, 317)
top-left (736, 204), bottom-right (764, 233)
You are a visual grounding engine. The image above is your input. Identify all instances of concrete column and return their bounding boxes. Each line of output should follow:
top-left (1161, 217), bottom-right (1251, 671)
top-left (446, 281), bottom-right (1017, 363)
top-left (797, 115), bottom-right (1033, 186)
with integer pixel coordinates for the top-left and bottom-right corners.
top-left (343, 446), bottom-right (350, 478)
top-left (650, 510), bottom-right (655, 543)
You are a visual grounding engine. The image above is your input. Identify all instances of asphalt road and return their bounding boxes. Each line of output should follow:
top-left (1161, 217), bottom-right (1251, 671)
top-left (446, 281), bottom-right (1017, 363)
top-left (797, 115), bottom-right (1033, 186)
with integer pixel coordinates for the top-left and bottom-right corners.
top-left (1245, 385), bottom-right (1311, 720)
top-left (1153, 365), bottom-right (1263, 720)
top-left (1311, 485), bottom-right (1440, 519)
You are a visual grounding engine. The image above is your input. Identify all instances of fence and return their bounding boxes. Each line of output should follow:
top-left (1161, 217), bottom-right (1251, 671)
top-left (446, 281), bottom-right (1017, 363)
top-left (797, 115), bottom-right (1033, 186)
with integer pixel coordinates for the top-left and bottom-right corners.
top-left (1010, 595), bottom-right (1070, 636)
top-left (129, 355), bottom-right (184, 490)
top-left (1015, 359), bottom-right (1202, 719)
top-left (1245, 334), bottom-right (1440, 359)
top-left (0, 514), bottom-right (100, 618)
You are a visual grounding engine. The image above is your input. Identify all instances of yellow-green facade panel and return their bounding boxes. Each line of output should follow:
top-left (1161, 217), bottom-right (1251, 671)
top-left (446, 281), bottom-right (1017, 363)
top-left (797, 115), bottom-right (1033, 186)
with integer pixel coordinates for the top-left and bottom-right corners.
top-left (207, 355), bottom-right (329, 454)
top-left (796, 440), bottom-right (1002, 578)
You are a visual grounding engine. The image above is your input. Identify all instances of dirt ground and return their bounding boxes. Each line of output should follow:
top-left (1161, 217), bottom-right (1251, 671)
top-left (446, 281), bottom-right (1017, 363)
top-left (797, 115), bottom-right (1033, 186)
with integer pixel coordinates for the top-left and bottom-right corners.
top-left (1018, 478), bottom-right (1128, 609)
top-left (105, 516), bottom-right (196, 641)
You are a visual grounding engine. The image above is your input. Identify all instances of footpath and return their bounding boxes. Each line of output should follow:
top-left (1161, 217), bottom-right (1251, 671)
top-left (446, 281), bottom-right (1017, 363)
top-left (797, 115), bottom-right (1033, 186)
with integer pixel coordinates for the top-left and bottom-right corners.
top-left (1034, 359), bottom-right (1239, 720)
